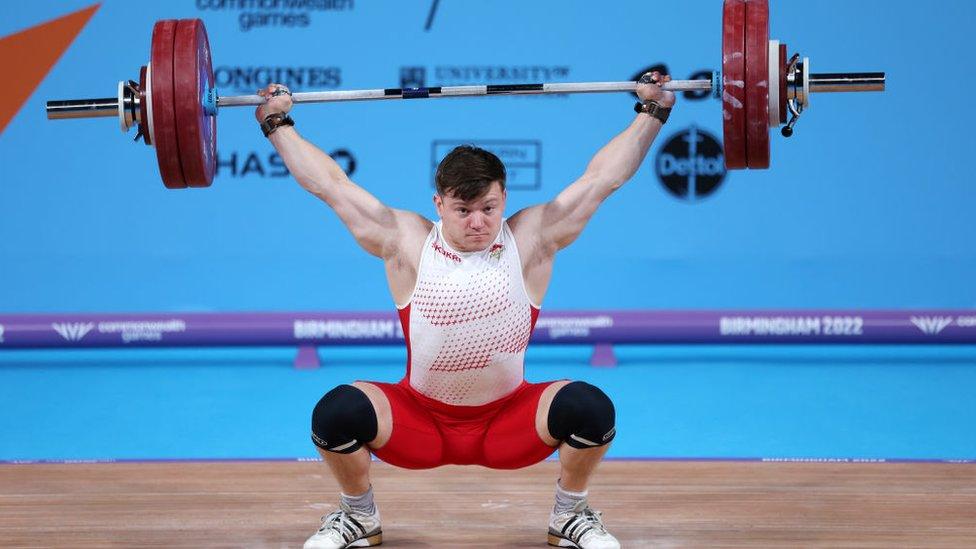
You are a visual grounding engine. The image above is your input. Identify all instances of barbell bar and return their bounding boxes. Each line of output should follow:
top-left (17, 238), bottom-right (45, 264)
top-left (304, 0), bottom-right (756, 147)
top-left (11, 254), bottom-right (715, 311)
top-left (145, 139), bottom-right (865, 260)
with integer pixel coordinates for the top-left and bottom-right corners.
top-left (46, 80), bottom-right (719, 117)
top-left (44, 0), bottom-right (885, 188)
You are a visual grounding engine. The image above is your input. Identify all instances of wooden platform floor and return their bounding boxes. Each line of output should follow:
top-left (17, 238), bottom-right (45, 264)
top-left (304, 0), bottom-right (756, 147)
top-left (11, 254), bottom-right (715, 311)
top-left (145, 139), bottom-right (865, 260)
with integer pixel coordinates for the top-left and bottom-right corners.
top-left (1, 460), bottom-right (974, 548)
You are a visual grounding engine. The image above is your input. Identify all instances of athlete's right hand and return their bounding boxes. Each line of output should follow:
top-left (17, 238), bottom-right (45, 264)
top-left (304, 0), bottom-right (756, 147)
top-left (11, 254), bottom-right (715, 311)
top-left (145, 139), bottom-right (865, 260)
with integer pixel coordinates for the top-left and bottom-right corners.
top-left (636, 71), bottom-right (675, 108)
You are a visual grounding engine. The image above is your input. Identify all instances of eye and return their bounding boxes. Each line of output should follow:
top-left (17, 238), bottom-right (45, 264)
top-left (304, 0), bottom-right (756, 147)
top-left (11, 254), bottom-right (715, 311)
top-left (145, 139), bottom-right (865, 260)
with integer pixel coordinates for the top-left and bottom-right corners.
top-left (457, 208), bottom-right (468, 215)
top-left (484, 207), bottom-right (494, 213)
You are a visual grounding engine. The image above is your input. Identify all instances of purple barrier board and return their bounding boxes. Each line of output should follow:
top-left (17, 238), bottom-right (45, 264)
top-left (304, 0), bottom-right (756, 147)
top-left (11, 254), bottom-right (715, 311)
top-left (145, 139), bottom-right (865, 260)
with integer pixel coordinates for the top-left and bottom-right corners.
top-left (0, 310), bottom-right (975, 349)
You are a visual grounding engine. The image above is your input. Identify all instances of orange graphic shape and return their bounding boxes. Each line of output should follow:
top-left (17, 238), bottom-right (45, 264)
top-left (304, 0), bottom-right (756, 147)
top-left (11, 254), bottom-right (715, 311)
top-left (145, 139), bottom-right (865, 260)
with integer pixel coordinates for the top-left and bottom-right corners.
top-left (0, 3), bottom-right (101, 135)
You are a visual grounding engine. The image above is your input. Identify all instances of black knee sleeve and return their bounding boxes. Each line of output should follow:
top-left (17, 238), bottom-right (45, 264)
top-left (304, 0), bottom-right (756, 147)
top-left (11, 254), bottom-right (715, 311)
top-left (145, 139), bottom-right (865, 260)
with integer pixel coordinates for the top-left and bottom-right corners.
top-left (311, 385), bottom-right (378, 454)
top-left (547, 381), bottom-right (616, 449)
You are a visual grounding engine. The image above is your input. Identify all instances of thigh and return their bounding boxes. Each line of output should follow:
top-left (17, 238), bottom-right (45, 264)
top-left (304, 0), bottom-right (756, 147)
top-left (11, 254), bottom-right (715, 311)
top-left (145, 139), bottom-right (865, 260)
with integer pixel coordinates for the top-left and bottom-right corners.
top-left (351, 381), bottom-right (394, 447)
top-left (534, 379), bottom-right (572, 445)
top-left (481, 380), bottom-right (567, 470)
top-left (364, 381), bottom-right (446, 470)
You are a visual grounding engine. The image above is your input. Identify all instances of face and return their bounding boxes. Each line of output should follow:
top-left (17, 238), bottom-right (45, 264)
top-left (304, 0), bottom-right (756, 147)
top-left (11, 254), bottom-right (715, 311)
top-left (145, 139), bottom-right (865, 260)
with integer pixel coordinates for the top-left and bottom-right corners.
top-left (433, 181), bottom-right (507, 252)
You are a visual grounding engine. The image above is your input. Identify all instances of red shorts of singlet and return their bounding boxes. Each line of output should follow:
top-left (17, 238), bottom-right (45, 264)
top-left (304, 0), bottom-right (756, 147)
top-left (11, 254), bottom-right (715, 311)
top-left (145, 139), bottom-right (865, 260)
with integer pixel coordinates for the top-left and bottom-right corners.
top-left (364, 378), bottom-right (562, 470)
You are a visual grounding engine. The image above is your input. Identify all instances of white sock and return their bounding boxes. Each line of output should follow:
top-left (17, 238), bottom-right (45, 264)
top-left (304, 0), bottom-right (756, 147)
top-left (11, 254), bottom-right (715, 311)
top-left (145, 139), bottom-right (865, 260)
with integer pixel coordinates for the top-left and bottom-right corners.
top-left (340, 485), bottom-right (376, 516)
top-left (554, 480), bottom-right (588, 515)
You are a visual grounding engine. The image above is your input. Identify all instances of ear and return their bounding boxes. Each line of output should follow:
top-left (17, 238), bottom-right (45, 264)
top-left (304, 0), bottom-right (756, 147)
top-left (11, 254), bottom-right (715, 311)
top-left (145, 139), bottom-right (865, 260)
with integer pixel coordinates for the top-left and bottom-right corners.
top-left (433, 193), bottom-right (443, 217)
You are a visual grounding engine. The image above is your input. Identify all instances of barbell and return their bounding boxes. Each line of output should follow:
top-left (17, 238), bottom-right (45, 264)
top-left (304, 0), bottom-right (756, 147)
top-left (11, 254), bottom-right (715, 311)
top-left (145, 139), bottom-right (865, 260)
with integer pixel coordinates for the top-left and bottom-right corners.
top-left (45, 0), bottom-right (884, 189)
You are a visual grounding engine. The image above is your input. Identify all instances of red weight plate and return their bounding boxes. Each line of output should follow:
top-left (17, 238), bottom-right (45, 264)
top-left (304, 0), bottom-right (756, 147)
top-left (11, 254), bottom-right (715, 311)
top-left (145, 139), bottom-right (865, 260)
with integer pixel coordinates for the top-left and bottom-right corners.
top-left (722, 0), bottom-right (747, 169)
top-left (173, 19), bottom-right (217, 188)
top-left (744, 0), bottom-right (770, 169)
top-left (150, 20), bottom-right (187, 189)
top-left (138, 65), bottom-right (151, 146)
top-left (779, 43), bottom-right (788, 124)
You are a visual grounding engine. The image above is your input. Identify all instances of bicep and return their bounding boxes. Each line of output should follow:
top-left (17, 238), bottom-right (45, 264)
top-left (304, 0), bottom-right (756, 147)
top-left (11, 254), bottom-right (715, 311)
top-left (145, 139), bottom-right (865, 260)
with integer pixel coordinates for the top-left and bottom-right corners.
top-left (325, 180), bottom-right (407, 258)
top-left (541, 173), bottom-right (609, 250)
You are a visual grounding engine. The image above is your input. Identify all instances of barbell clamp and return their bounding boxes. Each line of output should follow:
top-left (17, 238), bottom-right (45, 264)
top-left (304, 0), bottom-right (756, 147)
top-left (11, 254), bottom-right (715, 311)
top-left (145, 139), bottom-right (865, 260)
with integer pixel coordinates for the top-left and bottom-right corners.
top-left (204, 87), bottom-right (218, 116)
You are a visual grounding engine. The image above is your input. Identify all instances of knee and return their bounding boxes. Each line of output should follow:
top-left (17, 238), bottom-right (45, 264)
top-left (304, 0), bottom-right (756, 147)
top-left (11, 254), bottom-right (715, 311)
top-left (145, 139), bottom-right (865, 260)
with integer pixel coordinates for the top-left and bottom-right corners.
top-left (547, 381), bottom-right (616, 449)
top-left (311, 384), bottom-right (378, 454)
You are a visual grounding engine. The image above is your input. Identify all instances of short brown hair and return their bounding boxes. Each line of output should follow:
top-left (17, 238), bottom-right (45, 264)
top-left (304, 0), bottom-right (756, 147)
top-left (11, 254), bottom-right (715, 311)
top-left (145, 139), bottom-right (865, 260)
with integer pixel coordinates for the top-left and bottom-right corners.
top-left (434, 145), bottom-right (506, 201)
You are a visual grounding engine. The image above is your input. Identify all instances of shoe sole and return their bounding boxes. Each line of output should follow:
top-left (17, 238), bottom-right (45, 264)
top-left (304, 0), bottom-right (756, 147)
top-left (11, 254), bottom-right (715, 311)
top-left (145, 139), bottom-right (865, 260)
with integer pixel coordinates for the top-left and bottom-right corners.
top-left (348, 532), bottom-right (382, 547)
top-left (547, 533), bottom-right (580, 548)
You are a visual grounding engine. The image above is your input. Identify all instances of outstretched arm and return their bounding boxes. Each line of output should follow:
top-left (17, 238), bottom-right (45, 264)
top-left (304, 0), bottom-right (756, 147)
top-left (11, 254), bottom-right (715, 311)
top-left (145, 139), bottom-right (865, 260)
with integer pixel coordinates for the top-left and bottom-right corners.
top-left (516, 72), bottom-right (676, 252)
top-left (256, 84), bottom-right (428, 259)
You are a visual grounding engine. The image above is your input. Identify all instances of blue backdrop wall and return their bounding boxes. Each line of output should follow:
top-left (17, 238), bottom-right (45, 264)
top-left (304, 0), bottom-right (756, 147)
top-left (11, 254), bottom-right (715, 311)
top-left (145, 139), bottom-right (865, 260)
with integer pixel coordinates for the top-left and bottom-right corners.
top-left (1, 0), bottom-right (974, 313)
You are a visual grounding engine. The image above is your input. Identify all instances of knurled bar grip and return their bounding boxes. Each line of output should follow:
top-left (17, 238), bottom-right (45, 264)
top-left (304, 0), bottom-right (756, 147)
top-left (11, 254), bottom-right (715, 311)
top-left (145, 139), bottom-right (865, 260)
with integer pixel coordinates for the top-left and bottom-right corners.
top-left (216, 80), bottom-right (714, 107)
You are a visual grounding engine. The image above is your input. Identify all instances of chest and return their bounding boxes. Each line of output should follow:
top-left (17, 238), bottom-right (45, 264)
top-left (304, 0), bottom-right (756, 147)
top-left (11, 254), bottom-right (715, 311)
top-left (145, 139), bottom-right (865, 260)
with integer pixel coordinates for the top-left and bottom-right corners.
top-left (414, 254), bottom-right (517, 314)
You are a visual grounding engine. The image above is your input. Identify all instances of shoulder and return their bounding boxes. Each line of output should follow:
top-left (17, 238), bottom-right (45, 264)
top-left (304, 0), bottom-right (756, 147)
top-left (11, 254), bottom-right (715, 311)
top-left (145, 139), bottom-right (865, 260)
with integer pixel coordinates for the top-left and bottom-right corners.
top-left (507, 205), bottom-right (556, 260)
top-left (383, 209), bottom-right (434, 260)
top-left (392, 209), bottom-right (434, 235)
top-left (506, 204), bottom-right (545, 234)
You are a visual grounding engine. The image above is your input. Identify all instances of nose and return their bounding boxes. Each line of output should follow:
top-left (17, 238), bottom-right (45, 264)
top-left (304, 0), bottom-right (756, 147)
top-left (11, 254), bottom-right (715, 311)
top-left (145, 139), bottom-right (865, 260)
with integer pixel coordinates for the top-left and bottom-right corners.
top-left (468, 212), bottom-right (486, 231)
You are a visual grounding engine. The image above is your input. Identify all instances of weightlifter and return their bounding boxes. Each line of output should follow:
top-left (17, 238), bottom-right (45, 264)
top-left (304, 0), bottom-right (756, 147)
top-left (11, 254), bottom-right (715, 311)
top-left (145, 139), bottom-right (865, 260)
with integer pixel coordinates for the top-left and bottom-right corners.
top-left (255, 71), bottom-right (675, 549)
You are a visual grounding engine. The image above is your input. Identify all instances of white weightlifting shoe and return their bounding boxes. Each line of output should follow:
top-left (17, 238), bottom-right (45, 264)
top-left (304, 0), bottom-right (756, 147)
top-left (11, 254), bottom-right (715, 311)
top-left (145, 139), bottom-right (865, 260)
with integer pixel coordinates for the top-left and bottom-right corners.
top-left (303, 501), bottom-right (382, 549)
top-left (547, 500), bottom-right (620, 549)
